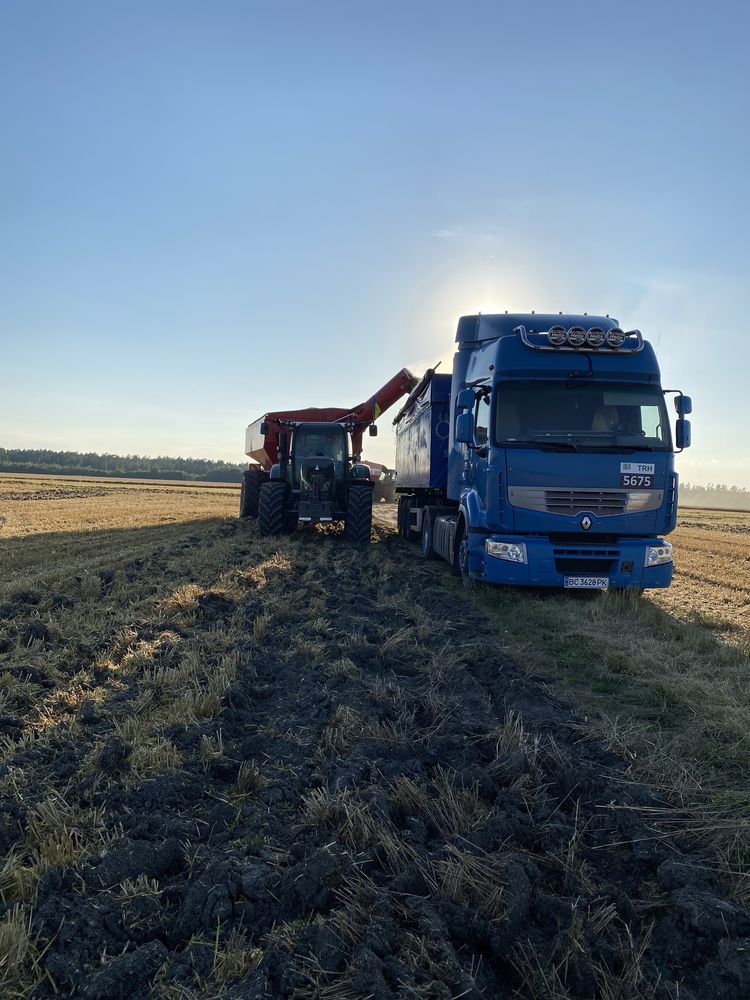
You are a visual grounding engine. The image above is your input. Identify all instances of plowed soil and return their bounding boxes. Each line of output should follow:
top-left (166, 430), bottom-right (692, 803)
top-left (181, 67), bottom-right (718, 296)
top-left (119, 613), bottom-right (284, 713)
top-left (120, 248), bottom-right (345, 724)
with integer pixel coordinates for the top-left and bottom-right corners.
top-left (1, 506), bottom-right (749, 999)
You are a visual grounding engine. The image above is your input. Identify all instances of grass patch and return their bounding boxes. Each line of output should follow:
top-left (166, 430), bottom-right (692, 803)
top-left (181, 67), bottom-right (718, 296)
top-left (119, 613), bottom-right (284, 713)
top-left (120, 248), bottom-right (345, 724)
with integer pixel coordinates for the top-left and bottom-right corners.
top-left (468, 560), bottom-right (750, 898)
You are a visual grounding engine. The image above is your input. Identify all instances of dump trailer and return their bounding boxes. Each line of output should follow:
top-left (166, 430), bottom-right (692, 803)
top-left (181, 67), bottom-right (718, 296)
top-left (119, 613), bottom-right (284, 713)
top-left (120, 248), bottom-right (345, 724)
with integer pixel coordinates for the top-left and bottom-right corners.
top-left (394, 315), bottom-right (692, 590)
top-left (241, 369), bottom-right (417, 542)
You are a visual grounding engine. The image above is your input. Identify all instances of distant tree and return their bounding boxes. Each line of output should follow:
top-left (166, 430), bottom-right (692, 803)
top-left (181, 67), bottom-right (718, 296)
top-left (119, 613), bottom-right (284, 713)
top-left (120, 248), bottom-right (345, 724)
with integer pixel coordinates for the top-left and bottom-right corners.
top-left (680, 482), bottom-right (750, 510)
top-left (0, 447), bottom-right (246, 482)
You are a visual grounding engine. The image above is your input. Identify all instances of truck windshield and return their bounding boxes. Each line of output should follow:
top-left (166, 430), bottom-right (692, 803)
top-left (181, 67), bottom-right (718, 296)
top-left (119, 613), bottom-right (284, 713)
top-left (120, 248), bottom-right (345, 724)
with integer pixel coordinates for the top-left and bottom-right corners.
top-left (494, 382), bottom-right (671, 451)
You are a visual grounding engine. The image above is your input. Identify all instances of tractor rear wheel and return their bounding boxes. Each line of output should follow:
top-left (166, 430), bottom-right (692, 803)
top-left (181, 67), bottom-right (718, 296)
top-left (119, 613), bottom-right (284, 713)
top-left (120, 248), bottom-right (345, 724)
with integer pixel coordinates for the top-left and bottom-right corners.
top-left (240, 468), bottom-right (266, 519)
top-left (345, 485), bottom-right (373, 544)
top-left (258, 482), bottom-right (288, 536)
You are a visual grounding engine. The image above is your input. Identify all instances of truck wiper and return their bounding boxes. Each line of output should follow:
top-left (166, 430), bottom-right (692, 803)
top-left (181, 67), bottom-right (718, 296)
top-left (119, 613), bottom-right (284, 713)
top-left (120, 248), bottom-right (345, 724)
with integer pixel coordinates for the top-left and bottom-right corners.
top-left (597, 445), bottom-right (658, 453)
top-left (536, 441), bottom-right (579, 452)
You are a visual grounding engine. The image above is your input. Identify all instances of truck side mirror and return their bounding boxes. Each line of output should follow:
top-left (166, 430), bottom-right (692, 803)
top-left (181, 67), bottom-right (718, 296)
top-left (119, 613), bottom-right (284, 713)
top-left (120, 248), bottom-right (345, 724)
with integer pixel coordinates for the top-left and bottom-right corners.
top-left (260, 421), bottom-right (269, 435)
top-left (369, 424), bottom-right (378, 437)
top-left (673, 395), bottom-right (692, 416)
top-left (675, 418), bottom-right (691, 450)
top-left (278, 431), bottom-right (289, 462)
top-left (456, 388), bottom-right (475, 411)
top-left (455, 412), bottom-right (474, 444)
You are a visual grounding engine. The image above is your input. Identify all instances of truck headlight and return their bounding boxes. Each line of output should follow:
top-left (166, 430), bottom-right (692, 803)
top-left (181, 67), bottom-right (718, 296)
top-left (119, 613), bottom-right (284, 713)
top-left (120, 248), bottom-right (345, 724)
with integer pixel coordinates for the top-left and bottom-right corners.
top-left (486, 540), bottom-right (527, 563)
top-left (644, 543), bottom-right (672, 567)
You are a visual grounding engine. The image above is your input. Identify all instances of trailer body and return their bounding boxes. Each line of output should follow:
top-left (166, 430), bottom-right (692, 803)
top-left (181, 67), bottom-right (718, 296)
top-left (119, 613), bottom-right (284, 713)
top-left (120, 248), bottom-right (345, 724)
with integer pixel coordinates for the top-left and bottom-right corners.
top-left (395, 314), bottom-right (692, 591)
top-left (394, 375), bottom-right (452, 491)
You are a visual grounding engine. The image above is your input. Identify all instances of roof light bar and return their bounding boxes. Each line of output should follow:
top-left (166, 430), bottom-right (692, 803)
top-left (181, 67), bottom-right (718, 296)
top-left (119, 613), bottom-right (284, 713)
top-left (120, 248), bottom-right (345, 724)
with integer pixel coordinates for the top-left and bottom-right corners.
top-left (516, 325), bottom-right (644, 354)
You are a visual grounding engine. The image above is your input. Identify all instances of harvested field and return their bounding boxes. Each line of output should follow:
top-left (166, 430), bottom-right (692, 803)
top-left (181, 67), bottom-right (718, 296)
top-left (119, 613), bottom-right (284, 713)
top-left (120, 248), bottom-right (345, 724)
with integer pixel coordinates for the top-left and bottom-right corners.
top-left (0, 478), bottom-right (748, 998)
top-left (650, 509), bottom-right (750, 650)
top-left (0, 473), bottom-right (237, 540)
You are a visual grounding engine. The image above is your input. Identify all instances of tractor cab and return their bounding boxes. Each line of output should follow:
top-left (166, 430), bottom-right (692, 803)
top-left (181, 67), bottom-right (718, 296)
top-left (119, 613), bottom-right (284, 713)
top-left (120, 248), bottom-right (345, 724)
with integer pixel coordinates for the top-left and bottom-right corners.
top-left (291, 422), bottom-right (349, 490)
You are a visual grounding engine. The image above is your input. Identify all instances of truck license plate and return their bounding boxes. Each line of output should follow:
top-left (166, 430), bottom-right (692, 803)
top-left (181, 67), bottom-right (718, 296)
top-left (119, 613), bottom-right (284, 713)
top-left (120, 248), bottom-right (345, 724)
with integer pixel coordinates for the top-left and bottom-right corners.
top-left (564, 576), bottom-right (609, 590)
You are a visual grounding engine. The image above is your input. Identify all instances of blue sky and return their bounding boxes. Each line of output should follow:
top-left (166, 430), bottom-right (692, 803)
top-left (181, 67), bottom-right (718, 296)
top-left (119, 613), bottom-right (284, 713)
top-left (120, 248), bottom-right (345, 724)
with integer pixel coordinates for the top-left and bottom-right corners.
top-left (1, 1), bottom-right (747, 485)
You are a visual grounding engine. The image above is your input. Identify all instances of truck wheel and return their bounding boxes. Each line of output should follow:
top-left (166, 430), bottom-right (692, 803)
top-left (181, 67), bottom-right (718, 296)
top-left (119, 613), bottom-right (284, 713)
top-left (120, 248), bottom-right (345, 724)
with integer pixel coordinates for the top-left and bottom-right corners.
top-left (258, 482), bottom-right (288, 536)
top-left (345, 486), bottom-right (373, 544)
top-left (453, 523), bottom-right (474, 589)
top-left (420, 509), bottom-right (436, 560)
top-left (240, 469), bottom-right (266, 519)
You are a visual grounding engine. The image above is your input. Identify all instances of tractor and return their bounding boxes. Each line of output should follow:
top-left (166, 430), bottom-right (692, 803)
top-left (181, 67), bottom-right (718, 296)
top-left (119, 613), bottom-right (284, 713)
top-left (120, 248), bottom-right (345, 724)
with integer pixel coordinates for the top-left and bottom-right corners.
top-left (240, 369), bottom-right (416, 543)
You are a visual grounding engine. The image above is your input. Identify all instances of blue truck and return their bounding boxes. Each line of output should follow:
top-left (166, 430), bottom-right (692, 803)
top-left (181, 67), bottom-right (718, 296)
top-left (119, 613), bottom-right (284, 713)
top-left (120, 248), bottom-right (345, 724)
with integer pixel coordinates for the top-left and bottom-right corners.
top-left (393, 313), bottom-right (692, 591)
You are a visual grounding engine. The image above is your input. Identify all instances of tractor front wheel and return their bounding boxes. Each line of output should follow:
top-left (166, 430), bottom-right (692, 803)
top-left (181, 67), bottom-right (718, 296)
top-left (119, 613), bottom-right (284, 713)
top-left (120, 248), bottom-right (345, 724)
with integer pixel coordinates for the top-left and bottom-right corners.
top-left (240, 468), bottom-right (267, 519)
top-left (258, 482), bottom-right (289, 536)
top-left (345, 486), bottom-right (373, 544)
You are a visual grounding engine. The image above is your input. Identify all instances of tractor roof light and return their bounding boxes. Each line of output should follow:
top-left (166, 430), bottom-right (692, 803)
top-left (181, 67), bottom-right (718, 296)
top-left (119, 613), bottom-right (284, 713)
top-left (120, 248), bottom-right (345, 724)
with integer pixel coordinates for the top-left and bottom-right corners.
top-left (586, 327), bottom-right (605, 347)
top-left (567, 326), bottom-right (586, 347)
top-left (606, 327), bottom-right (626, 348)
top-left (548, 325), bottom-right (567, 347)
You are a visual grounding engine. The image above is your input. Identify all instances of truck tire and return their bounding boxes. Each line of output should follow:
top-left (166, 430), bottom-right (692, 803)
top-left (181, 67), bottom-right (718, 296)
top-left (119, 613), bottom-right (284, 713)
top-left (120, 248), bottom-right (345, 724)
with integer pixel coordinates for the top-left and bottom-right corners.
top-left (258, 482), bottom-right (288, 536)
top-left (240, 468), bottom-right (266, 519)
top-left (420, 508), bottom-right (436, 560)
top-left (345, 485), bottom-right (373, 544)
top-left (453, 520), bottom-right (475, 589)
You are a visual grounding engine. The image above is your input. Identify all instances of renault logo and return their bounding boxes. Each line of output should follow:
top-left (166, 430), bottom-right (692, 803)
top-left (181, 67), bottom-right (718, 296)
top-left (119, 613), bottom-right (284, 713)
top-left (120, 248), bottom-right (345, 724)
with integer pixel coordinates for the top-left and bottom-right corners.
top-left (581, 515), bottom-right (592, 531)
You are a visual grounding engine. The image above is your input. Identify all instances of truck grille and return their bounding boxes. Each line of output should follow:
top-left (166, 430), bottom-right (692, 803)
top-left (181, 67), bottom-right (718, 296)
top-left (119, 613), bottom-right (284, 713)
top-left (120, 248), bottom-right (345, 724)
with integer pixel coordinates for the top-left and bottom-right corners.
top-left (553, 547), bottom-right (619, 575)
top-left (508, 486), bottom-right (662, 517)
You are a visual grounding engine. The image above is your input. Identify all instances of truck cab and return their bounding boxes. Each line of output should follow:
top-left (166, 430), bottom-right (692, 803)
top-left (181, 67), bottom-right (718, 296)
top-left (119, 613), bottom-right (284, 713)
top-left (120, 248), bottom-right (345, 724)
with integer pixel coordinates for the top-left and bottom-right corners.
top-left (395, 314), bottom-right (692, 591)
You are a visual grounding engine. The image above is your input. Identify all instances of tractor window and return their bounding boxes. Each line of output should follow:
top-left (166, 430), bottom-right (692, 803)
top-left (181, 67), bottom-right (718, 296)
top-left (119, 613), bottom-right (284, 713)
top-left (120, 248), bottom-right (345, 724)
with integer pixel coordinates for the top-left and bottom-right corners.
top-left (293, 428), bottom-right (346, 464)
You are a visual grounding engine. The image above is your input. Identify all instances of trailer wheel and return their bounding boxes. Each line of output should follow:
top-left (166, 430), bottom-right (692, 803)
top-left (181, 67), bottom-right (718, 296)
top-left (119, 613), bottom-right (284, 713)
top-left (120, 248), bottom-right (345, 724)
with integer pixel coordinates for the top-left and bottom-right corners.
top-left (240, 469), bottom-right (266, 519)
top-left (345, 485), bottom-right (373, 544)
top-left (397, 495), bottom-right (419, 540)
top-left (258, 482), bottom-right (289, 536)
top-left (420, 508), bottom-right (436, 560)
top-left (397, 496), bottom-right (408, 538)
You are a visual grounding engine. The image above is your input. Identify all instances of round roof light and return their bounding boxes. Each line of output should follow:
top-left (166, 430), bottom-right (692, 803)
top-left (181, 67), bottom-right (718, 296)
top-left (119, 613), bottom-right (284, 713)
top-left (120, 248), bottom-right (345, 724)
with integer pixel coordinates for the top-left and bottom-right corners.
top-left (606, 327), bottom-right (626, 348)
top-left (586, 327), bottom-right (605, 347)
top-left (567, 326), bottom-right (586, 347)
top-left (548, 325), bottom-right (567, 347)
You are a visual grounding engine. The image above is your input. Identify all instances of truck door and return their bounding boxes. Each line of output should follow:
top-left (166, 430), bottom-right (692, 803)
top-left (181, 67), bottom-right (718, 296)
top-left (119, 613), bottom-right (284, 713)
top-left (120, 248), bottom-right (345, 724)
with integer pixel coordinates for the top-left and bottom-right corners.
top-left (473, 392), bottom-right (491, 508)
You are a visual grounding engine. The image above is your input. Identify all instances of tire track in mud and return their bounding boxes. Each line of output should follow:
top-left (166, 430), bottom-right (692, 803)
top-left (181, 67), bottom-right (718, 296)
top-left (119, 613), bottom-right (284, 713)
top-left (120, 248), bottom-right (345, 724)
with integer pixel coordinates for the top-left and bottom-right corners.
top-left (0, 519), bottom-right (748, 998)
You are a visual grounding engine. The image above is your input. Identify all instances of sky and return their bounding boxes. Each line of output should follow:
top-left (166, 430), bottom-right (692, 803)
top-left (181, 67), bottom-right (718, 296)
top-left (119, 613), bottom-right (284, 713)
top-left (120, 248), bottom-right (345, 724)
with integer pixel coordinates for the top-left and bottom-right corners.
top-left (0, 0), bottom-right (747, 486)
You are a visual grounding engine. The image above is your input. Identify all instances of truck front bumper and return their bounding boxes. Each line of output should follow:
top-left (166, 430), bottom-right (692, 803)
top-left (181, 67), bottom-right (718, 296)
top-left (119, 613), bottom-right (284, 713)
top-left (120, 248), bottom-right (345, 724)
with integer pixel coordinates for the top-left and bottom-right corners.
top-left (470, 533), bottom-right (673, 590)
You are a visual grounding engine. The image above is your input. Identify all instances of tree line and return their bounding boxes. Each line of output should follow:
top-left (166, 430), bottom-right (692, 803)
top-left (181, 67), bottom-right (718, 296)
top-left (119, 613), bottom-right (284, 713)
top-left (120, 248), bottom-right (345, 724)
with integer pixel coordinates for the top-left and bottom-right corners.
top-left (0, 448), bottom-right (246, 482)
top-left (1, 449), bottom-right (747, 505)
top-left (680, 482), bottom-right (750, 510)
